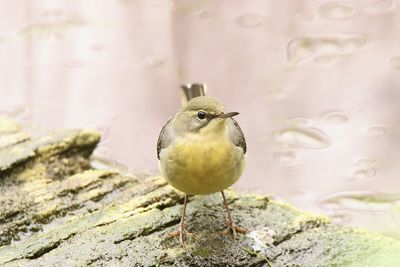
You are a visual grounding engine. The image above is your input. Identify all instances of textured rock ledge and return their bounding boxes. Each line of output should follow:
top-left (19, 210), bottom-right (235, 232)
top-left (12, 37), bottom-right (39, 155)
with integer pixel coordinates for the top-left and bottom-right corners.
top-left (0, 117), bottom-right (399, 267)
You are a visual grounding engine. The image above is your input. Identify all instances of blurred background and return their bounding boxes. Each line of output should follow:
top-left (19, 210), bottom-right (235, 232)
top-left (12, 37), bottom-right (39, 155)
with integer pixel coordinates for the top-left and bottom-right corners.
top-left (0, 0), bottom-right (399, 239)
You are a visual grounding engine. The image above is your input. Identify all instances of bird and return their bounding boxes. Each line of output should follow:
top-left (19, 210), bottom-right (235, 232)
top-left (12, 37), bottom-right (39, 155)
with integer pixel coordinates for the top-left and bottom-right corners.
top-left (157, 96), bottom-right (247, 245)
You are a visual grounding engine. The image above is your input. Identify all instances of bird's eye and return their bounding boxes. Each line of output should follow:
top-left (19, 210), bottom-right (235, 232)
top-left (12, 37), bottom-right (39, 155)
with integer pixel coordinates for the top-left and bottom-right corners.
top-left (197, 111), bottom-right (206, 120)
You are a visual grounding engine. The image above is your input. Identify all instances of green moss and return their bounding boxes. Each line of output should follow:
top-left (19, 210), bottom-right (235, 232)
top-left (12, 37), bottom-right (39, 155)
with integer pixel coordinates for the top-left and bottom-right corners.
top-left (2, 191), bottom-right (400, 266)
top-left (1, 117), bottom-right (400, 266)
top-left (192, 247), bottom-right (213, 257)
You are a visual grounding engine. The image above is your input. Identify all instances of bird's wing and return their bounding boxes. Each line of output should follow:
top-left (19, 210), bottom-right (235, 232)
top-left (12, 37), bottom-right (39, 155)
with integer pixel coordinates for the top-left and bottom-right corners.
top-left (157, 116), bottom-right (174, 159)
top-left (228, 118), bottom-right (247, 154)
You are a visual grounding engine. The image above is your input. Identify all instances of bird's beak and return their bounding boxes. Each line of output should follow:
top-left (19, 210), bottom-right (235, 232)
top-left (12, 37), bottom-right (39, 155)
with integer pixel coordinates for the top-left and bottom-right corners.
top-left (217, 112), bottom-right (239, 118)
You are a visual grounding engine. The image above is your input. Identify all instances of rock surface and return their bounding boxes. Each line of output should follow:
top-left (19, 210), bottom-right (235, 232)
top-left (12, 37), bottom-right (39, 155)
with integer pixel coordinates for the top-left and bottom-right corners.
top-left (0, 116), bottom-right (399, 267)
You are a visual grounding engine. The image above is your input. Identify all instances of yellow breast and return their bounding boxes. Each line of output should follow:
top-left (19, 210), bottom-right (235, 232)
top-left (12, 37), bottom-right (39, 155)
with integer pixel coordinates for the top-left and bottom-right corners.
top-left (159, 134), bottom-right (245, 195)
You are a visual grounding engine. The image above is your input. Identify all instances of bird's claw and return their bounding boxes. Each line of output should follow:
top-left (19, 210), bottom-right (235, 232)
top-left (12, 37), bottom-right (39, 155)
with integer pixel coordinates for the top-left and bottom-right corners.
top-left (169, 221), bottom-right (192, 246)
top-left (222, 219), bottom-right (247, 239)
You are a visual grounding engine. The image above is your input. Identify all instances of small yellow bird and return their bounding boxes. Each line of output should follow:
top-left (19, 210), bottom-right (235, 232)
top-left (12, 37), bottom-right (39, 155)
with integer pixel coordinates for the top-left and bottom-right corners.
top-left (157, 96), bottom-right (247, 245)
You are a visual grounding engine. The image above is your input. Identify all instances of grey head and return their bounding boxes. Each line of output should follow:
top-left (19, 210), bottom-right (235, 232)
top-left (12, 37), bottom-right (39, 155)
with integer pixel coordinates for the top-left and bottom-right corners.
top-left (157, 96), bottom-right (247, 159)
top-left (173, 96), bottom-right (240, 134)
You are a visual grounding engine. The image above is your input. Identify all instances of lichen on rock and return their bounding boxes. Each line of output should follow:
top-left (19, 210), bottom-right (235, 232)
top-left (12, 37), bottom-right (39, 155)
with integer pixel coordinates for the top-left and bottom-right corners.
top-left (0, 117), bottom-right (399, 267)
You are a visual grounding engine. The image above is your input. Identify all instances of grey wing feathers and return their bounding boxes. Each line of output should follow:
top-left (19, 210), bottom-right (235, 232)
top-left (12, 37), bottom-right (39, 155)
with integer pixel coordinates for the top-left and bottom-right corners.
top-left (229, 118), bottom-right (247, 154)
top-left (157, 117), bottom-right (173, 159)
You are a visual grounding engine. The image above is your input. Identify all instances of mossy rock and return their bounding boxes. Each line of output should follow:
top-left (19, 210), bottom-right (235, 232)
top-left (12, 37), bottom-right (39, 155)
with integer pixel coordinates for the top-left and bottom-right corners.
top-left (0, 117), bottom-right (399, 267)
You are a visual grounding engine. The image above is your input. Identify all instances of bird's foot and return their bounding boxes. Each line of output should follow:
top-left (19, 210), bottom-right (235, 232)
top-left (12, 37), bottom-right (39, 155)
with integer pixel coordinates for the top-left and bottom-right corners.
top-left (169, 221), bottom-right (192, 246)
top-left (222, 219), bottom-right (247, 239)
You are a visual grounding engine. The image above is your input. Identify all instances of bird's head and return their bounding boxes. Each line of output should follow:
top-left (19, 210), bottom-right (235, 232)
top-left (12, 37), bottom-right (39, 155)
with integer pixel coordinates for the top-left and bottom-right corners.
top-left (174, 96), bottom-right (239, 135)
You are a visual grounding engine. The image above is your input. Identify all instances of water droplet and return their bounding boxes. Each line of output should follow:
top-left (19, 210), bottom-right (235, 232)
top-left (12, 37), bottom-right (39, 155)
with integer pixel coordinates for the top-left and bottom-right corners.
top-left (65, 59), bottom-right (83, 68)
top-left (314, 55), bottom-right (341, 65)
top-left (363, 0), bottom-right (396, 16)
top-left (351, 168), bottom-right (376, 181)
top-left (144, 55), bottom-right (164, 68)
top-left (318, 199), bottom-right (341, 210)
top-left (170, 0), bottom-right (204, 15)
top-left (287, 34), bottom-right (369, 65)
top-left (364, 125), bottom-right (387, 137)
top-left (318, 192), bottom-right (354, 210)
top-left (318, 191), bottom-right (399, 211)
top-left (294, 11), bottom-right (315, 23)
top-left (322, 111), bottom-right (349, 125)
top-left (342, 36), bottom-right (369, 51)
top-left (270, 126), bottom-right (331, 149)
top-left (319, 191), bottom-right (400, 236)
top-left (273, 149), bottom-right (300, 166)
top-left (198, 12), bottom-right (212, 20)
top-left (234, 13), bottom-right (264, 28)
top-left (319, 2), bottom-right (357, 20)
top-left (355, 158), bottom-right (377, 165)
top-left (389, 56), bottom-right (400, 69)
top-left (285, 117), bottom-right (313, 127)
top-left (348, 157), bottom-right (377, 181)
top-left (265, 88), bottom-right (286, 101)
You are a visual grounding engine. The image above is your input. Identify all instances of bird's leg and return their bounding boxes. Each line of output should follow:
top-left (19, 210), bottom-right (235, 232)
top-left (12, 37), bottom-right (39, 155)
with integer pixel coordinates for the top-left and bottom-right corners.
top-left (169, 194), bottom-right (191, 246)
top-left (221, 190), bottom-right (247, 238)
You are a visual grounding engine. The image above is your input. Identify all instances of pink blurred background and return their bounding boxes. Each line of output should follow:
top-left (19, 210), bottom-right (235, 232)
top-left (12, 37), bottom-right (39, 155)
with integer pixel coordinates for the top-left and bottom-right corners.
top-left (1, 0), bottom-right (400, 238)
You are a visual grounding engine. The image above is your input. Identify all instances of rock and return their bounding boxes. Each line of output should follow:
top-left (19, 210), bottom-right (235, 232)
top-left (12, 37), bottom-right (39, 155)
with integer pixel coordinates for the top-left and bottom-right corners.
top-left (0, 117), bottom-right (399, 267)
